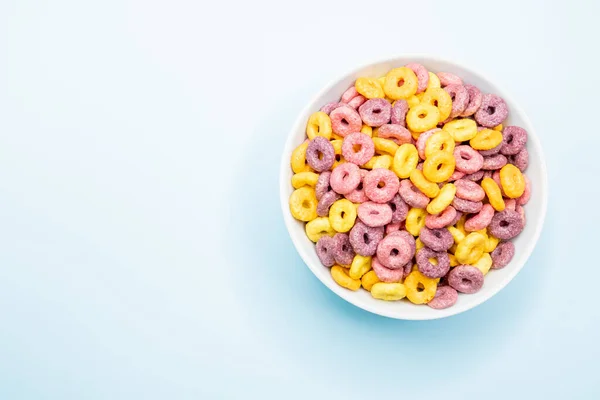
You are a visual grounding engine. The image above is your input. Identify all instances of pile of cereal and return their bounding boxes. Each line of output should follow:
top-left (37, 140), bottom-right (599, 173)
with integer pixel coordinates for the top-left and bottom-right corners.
top-left (288, 65), bottom-right (530, 309)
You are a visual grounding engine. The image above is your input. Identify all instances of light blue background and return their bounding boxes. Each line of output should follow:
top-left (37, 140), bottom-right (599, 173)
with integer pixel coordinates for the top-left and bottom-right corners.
top-left (1, 0), bottom-right (598, 398)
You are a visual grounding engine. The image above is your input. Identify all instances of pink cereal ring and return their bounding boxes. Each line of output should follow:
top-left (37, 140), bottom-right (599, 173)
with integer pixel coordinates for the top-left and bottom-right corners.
top-left (437, 72), bottom-right (463, 87)
top-left (330, 162), bottom-right (361, 195)
top-left (358, 201), bottom-right (393, 227)
top-left (447, 170), bottom-right (465, 182)
top-left (518, 175), bottom-right (531, 205)
top-left (491, 241), bottom-right (515, 269)
top-left (391, 100), bottom-right (409, 126)
top-left (377, 124), bottom-right (412, 145)
top-left (363, 168), bottom-right (400, 203)
top-left (504, 198), bottom-right (517, 211)
top-left (345, 169), bottom-right (369, 203)
top-left (416, 128), bottom-right (441, 160)
top-left (509, 148), bottom-right (529, 172)
top-left (454, 179), bottom-right (485, 202)
top-left (444, 84), bottom-right (469, 118)
top-left (463, 170), bottom-right (485, 182)
top-left (342, 132), bottom-right (375, 165)
top-left (460, 84), bottom-right (483, 117)
top-left (341, 86), bottom-right (360, 103)
top-left (405, 63), bottom-right (430, 93)
top-left (425, 206), bottom-right (457, 229)
top-left (347, 95), bottom-right (366, 109)
top-left (449, 210), bottom-right (463, 226)
top-left (475, 94), bottom-right (508, 128)
top-left (371, 256), bottom-right (405, 282)
top-left (376, 233), bottom-right (415, 269)
top-left (454, 145), bottom-right (484, 174)
top-left (359, 98), bottom-right (392, 127)
top-left (398, 179), bottom-right (430, 209)
top-left (448, 265), bottom-right (484, 294)
top-left (464, 204), bottom-right (495, 232)
top-left (516, 204), bottom-right (526, 225)
top-left (452, 197), bottom-right (483, 213)
top-left (330, 105), bottom-right (363, 137)
top-left (428, 286), bottom-right (458, 309)
top-left (385, 222), bottom-right (401, 234)
top-left (389, 193), bottom-right (409, 223)
top-left (320, 102), bottom-right (344, 115)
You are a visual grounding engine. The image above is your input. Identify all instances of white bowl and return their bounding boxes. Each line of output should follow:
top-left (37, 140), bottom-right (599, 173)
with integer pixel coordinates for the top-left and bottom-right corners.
top-left (279, 55), bottom-right (548, 320)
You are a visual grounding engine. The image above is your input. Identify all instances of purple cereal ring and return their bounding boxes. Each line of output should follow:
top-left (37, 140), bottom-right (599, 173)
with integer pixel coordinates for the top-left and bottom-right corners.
top-left (463, 170), bottom-right (485, 182)
top-left (332, 233), bottom-right (355, 266)
top-left (320, 102), bottom-right (344, 115)
top-left (330, 105), bottom-right (363, 137)
top-left (348, 95), bottom-right (367, 109)
top-left (500, 126), bottom-right (528, 156)
top-left (371, 256), bottom-right (404, 283)
top-left (454, 145), bottom-right (484, 174)
top-left (391, 99), bottom-right (409, 126)
top-left (359, 98), bottom-right (392, 127)
top-left (509, 148), bottom-right (529, 172)
top-left (448, 265), bottom-right (484, 294)
top-left (398, 179), bottom-right (430, 209)
top-left (452, 197), bottom-right (483, 213)
top-left (460, 84), bottom-right (483, 117)
top-left (306, 137), bottom-right (335, 172)
top-left (341, 86), bottom-right (360, 103)
top-left (330, 162), bottom-right (361, 195)
top-left (518, 175), bottom-right (531, 205)
top-left (448, 170), bottom-right (465, 182)
top-left (377, 124), bottom-right (412, 145)
top-left (345, 169), bottom-right (369, 203)
top-left (455, 179), bottom-right (485, 202)
top-left (444, 84), bottom-right (469, 118)
top-left (386, 222), bottom-right (401, 234)
top-left (349, 222), bottom-right (384, 256)
top-left (419, 226), bottom-right (454, 252)
top-left (464, 204), bottom-right (495, 232)
top-left (342, 132), bottom-right (375, 165)
top-left (475, 94), bottom-right (508, 128)
top-left (491, 241), bottom-right (515, 269)
top-left (364, 168), bottom-right (400, 203)
top-left (488, 209), bottom-right (524, 240)
top-left (428, 285), bottom-right (458, 309)
top-left (504, 198), bottom-right (517, 211)
top-left (317, 190), bottom-right (342, 217)
top-left (389, 193), bottom-right (409, 223)
top-left (479, 141), bottom-right (503, 156)
top-left (376, 233), bottom-right (415, 269)
top-left (483, 170), bottom-right (493, 180)
top-left (316, 171), bottom-right (331, 200)
top-left (405, 63), bottom-right (430, 93)
top-left (516, 204), bottom-right (526, 225)
top-left (416, 247), bottom-right (451, 279)
top-left (483, 154), bottom-right (508, 170)
top-left (437, 72), bottom-right (463, 87)
top-left (416, 128), bottom-right (440, 160)
top-left (358, 201), bottom-right (393, 227)
top-left (316, 236), bottom-right (336, 267)
top-left (449, 210), bottom-right (463, 226)
top-left (425, 206), bottom-right (457, 229)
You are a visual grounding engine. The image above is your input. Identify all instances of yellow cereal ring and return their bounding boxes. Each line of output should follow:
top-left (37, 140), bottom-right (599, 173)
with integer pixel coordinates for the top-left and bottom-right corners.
top-left (421, 88), bottom-right (452, 122)
top-left (423, 151), bottom-right (456, 182)
top-left (404, 270), bottom-right (437, 304)
top-left (406, 207), bottom-right (427, 236)
top-left (449, 253), bottom-right (459, 267)
top-left (291, 141), bottom-right (312, 173)
top-left (329, 199), bottom-right (357, 232)
top-left (455, 232), bottom-right (486, 265)
top-left (499, 164), bottom-right (526, 198)
top-left (426, 72), bottom-right (441, 90)
top-left (449, 243), bottom-right (457, 254)
top-left (383, 67), bottom-right (418, 100)
top-left (416, 92), bottom-right (425, 102)
top-left (377, 76), bottom-right (386, 88)
top-left (349, 255), bottom-right (372, 280)
top-left (305, 217), bottom-right (335, 242)
top-left (306, 111), bottom-right (332, 140)
top-left (406, 103), bottom-right (440, 133)
top-left (355, 77), bottom-right (384, 99)
top-left (485, 234), bottom-right (500, 253)
top-left (371, 282), bottom-right (407, 301)
top-left (425, 130), bottom-right (455, 158)
top-left (291, 172), bottom-right (319, 189)
top-left (332, 133), bottom-right (344, 140)
top-left (407, 95), bottom-right (420, 108)
top-left (473, 253), bottom-right (493, 275)
top-left (363, 155), bottom-right (392, 170)
top-left (481, 177), bottom-right (506, 211)
top-left (476, 229), bottom-right (488, 240)
top-left (426, 183), bottom-right (456, 215)
top-left (443, 118), bottom-right (478, 142)
top-left (361, 124), bottom-right (373, 137)
top-left (331, 265), bottom-right (361, 291)
top-left (493, 123), bottom-right (504, 131)
top-left (361, 270), bottom-right (381, 292)
top-left (289, 186), bottom-right (318, 221)
top-left (410, 169), bottom-right (439, 198)
top-left (415, 237), bottom-right (424, 251)
top-left (448, 226), bottom-right (466, 244)
top-left (470, 128), bottom-right (503, 150)
top-left (392, 143), bottom-right (419, 178)
top-left (411, 130), bottom-right (421, 141)
top-left (373, 137), bottom-right (399, 156)
top-left (330, 140), bottom-right (345, 169)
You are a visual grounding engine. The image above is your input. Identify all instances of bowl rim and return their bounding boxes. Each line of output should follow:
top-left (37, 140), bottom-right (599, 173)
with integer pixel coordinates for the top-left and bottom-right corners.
top-left (279, 54), bottom-right (548, 320)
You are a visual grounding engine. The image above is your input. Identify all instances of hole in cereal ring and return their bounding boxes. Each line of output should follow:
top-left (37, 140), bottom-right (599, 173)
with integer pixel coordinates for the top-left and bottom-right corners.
top-left (391, 249), bottom-right (399, 256)
top-left (369, 210), bottom-right (379, 216)
top-left (373, 108), bottom-right (381, 114)
top-left (486, 106), bottom-right (496, 115)
top-left (461, 278), bottom-right (471, 285)
top-left (461, 152), bottom-right (471, 161)
top-left (357, 182), bottom-right (363, 190)
top-left (363, 233), bottom-right (371, 244)
top-left (437, 163), bottom-right (443, 170)
top-left (417, 283), bottom-right (425, 292)
top-left (341, 211), bottom-right (346, 218)
top-left (506, 134), bottom-right (513, 144)
top-left (353, 144), bottom-right (362, 152)
top-left (433, 231), bottom-right (441, 238)
top-left (342, 244), bottom-right (348, 251)
top-left (378, 181), bottom-right (386, 188)
top-left (390, 202), bottom-right (397, 212)
top-left (500, 220), bottom-right (509, 227)
top-left (341, 118), bottom-right (349, 126)
top-left (433, 100), bottom-right (439, 107)
top-left (302, 200), bottom-right (310, 208)
top-left (418, 112), bottom-right (426, 119)
top-left (397, 79), bottom-right (405, 87)
top-left (318, 151), bottom-right (324, 160)
top-left (450, 94), bottom-right (456, 101)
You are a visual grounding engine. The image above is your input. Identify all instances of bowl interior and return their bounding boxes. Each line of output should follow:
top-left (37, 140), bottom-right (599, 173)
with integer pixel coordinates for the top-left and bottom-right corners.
top-left (280, 56), bottom-right (547, 320)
